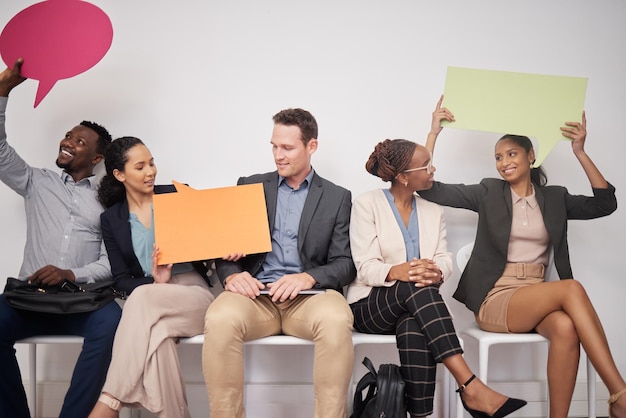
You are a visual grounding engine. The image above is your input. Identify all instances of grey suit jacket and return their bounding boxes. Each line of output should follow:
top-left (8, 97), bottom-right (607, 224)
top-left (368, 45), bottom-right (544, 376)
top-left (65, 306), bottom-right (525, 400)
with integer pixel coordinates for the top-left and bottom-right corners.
top-left (215, 171), bottom-right (356, 292)
top-left (419, 178), bottom-right (617, 313)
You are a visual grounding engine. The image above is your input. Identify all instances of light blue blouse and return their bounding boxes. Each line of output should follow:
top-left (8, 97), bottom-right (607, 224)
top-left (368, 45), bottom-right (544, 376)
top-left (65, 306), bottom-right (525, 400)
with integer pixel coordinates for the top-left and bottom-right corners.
top-left (383, 189), bottom-right (420, 261)
top-left (129, 206), bottom-right (193, 277)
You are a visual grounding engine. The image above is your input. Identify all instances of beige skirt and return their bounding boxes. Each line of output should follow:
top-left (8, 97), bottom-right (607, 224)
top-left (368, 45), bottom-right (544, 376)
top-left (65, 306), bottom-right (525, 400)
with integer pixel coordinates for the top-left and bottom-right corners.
top-left (476, 263), bottom-right (545, 333)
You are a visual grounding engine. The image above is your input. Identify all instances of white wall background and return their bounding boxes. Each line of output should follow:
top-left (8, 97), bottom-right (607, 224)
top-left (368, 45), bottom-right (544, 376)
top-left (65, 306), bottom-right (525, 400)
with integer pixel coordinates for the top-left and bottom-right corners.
top-left (1, 1), bottom-right (625, 417)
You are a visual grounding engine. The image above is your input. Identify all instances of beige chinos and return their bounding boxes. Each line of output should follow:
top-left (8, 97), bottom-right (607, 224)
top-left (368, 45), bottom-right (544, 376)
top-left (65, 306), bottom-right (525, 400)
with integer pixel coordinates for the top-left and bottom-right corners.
top-left (203, 289), bottom-right (354, 418)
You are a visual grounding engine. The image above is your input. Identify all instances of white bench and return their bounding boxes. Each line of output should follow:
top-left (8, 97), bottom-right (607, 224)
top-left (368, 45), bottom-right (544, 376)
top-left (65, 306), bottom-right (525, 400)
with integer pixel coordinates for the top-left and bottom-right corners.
top-left (18, 332), bottom-right (458, 417)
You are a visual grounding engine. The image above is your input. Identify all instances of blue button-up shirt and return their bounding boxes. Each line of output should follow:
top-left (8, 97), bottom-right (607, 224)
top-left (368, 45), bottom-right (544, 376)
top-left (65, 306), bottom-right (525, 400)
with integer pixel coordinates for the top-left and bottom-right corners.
top-left (257, 169), bottom-right (315, 283)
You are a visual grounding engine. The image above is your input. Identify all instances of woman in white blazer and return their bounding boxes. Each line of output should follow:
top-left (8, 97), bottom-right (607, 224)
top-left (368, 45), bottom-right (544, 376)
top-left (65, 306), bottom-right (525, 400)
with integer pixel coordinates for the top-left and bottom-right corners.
top-left (347, 139), bottom-right (525, 418)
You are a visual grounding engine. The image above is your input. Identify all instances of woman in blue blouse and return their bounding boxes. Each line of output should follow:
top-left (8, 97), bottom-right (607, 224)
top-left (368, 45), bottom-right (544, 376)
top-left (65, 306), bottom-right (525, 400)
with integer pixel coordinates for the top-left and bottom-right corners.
top-left (89, 137), bottom-right (214, 418)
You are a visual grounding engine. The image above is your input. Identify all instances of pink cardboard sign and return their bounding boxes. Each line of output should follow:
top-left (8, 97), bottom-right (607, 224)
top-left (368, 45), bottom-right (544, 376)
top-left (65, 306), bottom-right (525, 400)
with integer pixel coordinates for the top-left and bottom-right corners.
top-left (0, 0), bottom-right (113, 107)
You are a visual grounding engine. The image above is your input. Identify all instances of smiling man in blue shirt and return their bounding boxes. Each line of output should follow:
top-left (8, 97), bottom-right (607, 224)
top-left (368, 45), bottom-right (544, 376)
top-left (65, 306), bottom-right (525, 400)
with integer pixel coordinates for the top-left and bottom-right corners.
top-left (204, 108), bottom-right (356, 418)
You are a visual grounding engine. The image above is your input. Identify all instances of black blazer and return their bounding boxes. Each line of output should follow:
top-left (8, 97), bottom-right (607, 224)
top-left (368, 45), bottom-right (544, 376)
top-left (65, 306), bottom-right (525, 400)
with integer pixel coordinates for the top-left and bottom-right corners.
top-left (100, 184), bottom-right (207, 296)
top-left (419, 178), bottom-right (617, 313)
top-left (216, 171), bottom-right (356, 292)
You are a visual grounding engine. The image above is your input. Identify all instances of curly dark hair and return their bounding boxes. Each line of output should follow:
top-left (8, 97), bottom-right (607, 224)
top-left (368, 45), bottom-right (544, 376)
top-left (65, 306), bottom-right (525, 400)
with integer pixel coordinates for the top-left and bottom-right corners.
top-left (272, 108), bottom-right (318, 145)
top-left (497, 134), bottom-right (548, 187)
top-left (80, 120), bottom-right (112, 155)
top-left (98, 136), bottom-right (144, 208)
top-left (365, 139), bottom-right (416, 183)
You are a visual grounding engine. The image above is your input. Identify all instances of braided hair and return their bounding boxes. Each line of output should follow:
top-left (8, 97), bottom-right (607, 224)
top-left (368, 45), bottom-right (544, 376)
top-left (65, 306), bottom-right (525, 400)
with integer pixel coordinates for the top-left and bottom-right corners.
top-left (366, 139), bottom-right (416, 183)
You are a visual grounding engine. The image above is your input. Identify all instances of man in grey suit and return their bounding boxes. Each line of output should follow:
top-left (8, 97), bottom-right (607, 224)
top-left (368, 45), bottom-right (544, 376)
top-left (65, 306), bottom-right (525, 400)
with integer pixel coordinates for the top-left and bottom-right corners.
top-left (203, 108), bottom-right (356, 418)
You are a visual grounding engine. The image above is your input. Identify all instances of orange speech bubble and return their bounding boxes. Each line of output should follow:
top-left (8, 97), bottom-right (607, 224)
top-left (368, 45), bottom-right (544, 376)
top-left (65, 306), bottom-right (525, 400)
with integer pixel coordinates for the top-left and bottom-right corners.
top-left (153, 182), bottom-right (272, 265)
top-left (0, 0), bottom-right (113, 107)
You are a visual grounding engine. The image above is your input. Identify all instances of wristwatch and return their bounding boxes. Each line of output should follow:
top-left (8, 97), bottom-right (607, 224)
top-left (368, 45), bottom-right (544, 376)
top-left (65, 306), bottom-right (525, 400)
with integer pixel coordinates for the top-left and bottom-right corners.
top-left (434, 270), bottom-right (444, 287)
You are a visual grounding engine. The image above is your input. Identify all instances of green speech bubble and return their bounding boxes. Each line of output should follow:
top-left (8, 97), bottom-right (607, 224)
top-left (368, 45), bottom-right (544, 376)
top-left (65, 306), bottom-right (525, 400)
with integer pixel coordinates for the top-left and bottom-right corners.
top-left (442, 66), bottom-right (587, 166)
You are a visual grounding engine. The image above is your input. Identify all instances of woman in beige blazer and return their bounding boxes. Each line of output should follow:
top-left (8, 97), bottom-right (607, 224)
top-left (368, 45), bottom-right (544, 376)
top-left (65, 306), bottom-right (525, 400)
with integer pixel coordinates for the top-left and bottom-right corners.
top-left (347, 139), bottom-right (525, 418)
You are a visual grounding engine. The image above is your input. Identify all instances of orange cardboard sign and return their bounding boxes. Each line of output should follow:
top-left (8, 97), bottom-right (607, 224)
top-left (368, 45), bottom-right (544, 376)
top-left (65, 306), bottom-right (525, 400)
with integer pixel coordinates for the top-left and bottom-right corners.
top-left (153, 181), bottom-right (271, 265)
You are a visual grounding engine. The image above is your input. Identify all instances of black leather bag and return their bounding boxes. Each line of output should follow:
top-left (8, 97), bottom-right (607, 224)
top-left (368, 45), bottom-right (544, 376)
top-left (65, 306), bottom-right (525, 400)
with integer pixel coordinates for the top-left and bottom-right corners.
top-left (3, 277), bottom-right (118, 314)
top-left (350, 356), bottom-right (406, 418)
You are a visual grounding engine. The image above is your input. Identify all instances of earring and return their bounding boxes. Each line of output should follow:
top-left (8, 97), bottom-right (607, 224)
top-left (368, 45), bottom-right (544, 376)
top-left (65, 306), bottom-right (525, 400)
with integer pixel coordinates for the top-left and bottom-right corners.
top-left (403, 181), bottom-right (408, 187)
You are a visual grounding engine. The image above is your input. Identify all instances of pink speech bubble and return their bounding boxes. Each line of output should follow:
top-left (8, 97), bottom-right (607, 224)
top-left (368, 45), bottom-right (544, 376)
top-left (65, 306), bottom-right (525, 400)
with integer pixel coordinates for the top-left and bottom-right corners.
top-left (0, 0), bottom-right (113, 107)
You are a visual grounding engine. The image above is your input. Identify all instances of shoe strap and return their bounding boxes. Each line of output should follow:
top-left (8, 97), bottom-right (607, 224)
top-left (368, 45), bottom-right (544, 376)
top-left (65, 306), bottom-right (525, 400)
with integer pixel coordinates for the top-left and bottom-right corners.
top-left (609, 387), bottom-right (626, 405)
top-left (98, 393), bottom-right (121, 411)
top-left (456, 374), bottom-right (476, 393)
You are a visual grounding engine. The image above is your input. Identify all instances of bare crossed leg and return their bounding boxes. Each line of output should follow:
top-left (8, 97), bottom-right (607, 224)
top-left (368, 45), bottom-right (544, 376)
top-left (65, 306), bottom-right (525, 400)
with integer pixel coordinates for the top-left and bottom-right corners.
top-left (507, 279), bottom-right (626, 418)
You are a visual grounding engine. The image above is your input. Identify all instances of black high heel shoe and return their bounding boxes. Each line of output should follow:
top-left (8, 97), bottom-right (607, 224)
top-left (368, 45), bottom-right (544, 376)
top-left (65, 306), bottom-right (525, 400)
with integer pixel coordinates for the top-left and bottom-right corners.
top-left (456, 375), bottom-right (527, 418)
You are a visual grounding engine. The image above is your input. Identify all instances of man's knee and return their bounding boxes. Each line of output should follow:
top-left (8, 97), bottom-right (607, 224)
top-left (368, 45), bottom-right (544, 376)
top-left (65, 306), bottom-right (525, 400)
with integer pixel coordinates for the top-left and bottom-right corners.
top-left (320, 292), bottom-right (353, 321)
top-left (86, 302), bottom-right (121, 340)
top-left (0, 296), bottom-right (22, 342)
top-left (312, 294), bottom-right (354, 338)
top-left (319, 308), bottom-right (353, 332)
top-left (204, 294), bottom-right (248, 338)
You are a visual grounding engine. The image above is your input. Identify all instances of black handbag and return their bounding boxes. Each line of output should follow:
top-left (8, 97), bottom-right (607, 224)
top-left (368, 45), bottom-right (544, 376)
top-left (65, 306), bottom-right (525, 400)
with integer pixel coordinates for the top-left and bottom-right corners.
top-left (3, 277), bottom-right (119, 314)
top-left (350, 357), bottom-right (406, 418)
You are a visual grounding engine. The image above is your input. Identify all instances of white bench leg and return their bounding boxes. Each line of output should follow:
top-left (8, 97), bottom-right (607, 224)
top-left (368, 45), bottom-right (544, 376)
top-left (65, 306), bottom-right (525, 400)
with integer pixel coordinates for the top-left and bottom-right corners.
top-left (478, 343), bottom-right (489, 385)
top-left (456, 336), bottom-right (465, 418)
top-left (587, 356), bottom-right (596, 418)
top-left (28, 343), bottom-right (37, 418)
top-left (442, 366), bottom-right (449, 418)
